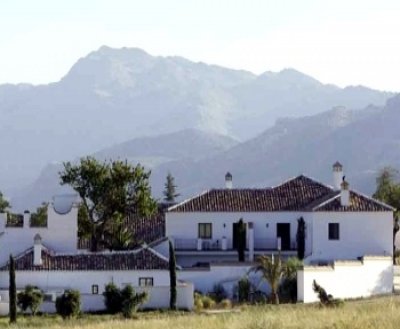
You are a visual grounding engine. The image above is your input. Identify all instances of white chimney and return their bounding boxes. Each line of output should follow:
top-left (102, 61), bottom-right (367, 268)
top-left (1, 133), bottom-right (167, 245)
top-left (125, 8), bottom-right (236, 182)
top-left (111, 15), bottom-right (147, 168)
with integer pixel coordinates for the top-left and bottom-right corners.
top-left (340, 179), bottom-right (350, 207)
top-left (225, 172), bottom-right (233, 189)
top-left (33, 234), bottom-right (42, 266)
top-left (23, 211), bottom-right (30, 228)
top-left (333, 161), bottom-right (343, 190)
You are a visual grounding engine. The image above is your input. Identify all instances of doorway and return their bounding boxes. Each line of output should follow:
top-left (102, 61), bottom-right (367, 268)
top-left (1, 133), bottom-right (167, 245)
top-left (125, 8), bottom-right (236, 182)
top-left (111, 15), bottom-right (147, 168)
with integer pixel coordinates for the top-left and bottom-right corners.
top-left (277, 223), bottom-right (291, 250)
top-left (232, 222), bottom-right (247, 250)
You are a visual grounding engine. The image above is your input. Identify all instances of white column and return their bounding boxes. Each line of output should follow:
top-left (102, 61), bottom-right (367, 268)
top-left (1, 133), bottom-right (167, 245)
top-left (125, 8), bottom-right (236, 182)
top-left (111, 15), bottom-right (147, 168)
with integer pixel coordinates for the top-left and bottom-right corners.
top-left (248, 222), bottom-right (254, 261)
top-left (23, 211), bottom-right (30, 228)
top-left (197, 238), bottom-right (202, 251)
top-left (33, 234), bottom-right (42, 266)
top-left (221, 237), bottom-right (227, 250)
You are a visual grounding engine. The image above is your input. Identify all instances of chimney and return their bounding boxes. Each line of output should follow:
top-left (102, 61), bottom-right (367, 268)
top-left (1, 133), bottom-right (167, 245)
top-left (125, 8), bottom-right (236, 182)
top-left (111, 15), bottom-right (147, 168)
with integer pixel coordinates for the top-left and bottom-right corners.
top-left (225, 172), bottom-right (233, 189)
top-left (332, 161), bottom-right (343, 190)
top-left (33, 234), bottom-right (42, 266)
top-left (340, 178), bottom-right (350, 206)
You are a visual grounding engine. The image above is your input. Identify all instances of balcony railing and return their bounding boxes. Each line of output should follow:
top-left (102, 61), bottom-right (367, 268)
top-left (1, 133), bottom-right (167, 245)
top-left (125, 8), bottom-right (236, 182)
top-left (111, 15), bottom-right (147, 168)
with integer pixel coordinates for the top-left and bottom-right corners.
top-left (173, 237), bottom-right (295, 251)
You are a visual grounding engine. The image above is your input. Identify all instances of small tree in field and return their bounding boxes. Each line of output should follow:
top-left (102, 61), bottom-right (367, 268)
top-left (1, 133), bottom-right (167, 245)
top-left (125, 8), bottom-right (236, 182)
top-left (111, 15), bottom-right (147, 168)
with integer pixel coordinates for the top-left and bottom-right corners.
top-left (9, 254), bottom-right (17, 324)
top-left (17, 285), bottom-right (44, 315)
top-left (55, 290), bottom-right (81, 319)
top-left (169, 239), bottom-right (177, 310)
top-left (121, 285), bottom-right (149, 318)
top-left (103, 282), bottom-right (122, 314)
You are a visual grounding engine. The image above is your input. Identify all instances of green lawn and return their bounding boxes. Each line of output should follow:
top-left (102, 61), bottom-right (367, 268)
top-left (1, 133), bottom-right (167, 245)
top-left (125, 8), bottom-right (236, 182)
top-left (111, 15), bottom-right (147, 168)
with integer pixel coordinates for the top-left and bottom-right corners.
top-left (2, 295), bottom-right (400, 329)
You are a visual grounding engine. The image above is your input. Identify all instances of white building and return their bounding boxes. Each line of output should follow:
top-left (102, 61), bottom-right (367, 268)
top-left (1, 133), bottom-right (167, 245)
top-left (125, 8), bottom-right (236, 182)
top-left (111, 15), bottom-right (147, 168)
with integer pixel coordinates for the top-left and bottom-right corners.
top-left (0, 162), bottom-right (394, 310)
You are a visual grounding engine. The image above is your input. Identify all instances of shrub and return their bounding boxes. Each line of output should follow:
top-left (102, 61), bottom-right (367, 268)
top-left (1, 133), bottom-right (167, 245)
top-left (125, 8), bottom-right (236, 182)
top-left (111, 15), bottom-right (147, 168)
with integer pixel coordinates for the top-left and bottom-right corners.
top-left (120, 284), bottom-right (149, 319)
top-left (278, 278), bottom-right (297, 304)
top-left (219, 298), bottom-right (232, 309)
top-left (17, 285), bottom-right (44, 315)
top-left (209, 283), bottom-right (227, 303)
top-left (55, 290), bottom-right (81, 319)
top-left (312, 280), bottom-right (345, 308)
top-left (103, 282), bottom-right (122, 314)
top-left (103, 282), bottom-right (149, 317)
top-left (202, 296), bottom-right (216, 309)
top-left (238, 277), bottom-right (251, 303)
top-left (194, 293), bottom-right (204, 311)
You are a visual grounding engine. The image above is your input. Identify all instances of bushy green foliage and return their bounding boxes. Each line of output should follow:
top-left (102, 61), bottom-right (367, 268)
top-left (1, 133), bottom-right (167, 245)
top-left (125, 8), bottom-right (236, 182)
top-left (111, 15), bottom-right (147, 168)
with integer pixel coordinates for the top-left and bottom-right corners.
top-left (9, 254), bottom-right (17, 324)
top-left (219, 298), bottom-right (232, 309)
top-left (103, 282), bottom-right (148, 317)
top-left (201, 296), bottom-right (216, 309)
top-left (238, 277), bottom-right (251, 303)
top-left (209, 283), bottom-right (227, 303)
top-left (103, 282), bottom-right (123, 314)
top-left (55, 290), bottom-right (81, 319)
top-left (120, 285), bottom-right (149, 319)
top-left (17, 285), bottom-right (44, 315)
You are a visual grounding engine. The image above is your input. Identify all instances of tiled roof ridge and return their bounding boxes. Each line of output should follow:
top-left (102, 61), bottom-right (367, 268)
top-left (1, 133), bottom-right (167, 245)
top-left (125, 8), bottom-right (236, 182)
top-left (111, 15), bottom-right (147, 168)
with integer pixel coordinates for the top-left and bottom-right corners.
top-left (347, 188), bottom-right (394, 211)
top-left (167, 189), bottom-right (212, 211)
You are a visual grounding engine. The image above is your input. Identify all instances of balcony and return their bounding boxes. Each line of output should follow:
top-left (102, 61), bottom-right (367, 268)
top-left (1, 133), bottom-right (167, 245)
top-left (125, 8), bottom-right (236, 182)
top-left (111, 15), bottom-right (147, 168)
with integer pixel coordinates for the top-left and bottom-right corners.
top-left (173, 237), bottom-right (296, 252)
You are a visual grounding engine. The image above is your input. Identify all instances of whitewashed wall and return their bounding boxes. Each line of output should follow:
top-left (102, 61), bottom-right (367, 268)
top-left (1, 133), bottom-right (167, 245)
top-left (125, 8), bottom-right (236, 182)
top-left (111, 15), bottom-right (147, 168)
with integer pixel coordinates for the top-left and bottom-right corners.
top-left (167, 212), bottom-right (309, 260)
top-left (0, 205), bottom-right (78, 265)
top-left (310, 212), bottom-right (393, 261)
top-left (297, 256), bottom-right (393, 303)
top-left (0, 284), bottom-right (194, 315)
top-left (0, 270), bottom-right (170, 293)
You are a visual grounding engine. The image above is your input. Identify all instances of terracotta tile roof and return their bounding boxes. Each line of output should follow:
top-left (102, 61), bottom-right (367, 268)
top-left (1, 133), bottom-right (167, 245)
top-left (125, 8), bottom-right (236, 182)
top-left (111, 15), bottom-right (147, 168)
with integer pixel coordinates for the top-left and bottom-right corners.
top-left (167, 175), bottom-right (393, 213)
top-left (312, 191), bottom-right (394, 212)
top-left (168, 175), bottom-right (334, 212)
top-left (0, 247), bottom-right (169, 271)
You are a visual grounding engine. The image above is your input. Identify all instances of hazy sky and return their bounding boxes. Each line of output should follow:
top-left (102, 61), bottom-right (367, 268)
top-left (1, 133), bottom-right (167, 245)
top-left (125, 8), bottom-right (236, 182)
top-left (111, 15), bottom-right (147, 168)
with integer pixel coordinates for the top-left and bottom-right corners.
top-left (1, 0), bottom-right (399, 91)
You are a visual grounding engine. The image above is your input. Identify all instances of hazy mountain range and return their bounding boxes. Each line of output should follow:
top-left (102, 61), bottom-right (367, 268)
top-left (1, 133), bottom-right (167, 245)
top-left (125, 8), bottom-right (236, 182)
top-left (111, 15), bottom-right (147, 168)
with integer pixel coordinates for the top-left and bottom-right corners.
top-left (0, 46), bottom-right (398, 210)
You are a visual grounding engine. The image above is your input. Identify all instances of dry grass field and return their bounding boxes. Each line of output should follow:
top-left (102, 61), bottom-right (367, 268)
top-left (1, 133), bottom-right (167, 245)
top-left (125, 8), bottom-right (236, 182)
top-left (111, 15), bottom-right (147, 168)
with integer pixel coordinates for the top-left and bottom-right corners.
top-left (2, 295), bottom-right (400, 329)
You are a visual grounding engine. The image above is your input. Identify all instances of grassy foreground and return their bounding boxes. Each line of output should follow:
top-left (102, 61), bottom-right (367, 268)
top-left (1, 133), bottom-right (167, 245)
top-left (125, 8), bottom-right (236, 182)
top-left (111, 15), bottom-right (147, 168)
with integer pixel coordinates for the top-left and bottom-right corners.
top-left (2, 295), bottom-right (400, 329)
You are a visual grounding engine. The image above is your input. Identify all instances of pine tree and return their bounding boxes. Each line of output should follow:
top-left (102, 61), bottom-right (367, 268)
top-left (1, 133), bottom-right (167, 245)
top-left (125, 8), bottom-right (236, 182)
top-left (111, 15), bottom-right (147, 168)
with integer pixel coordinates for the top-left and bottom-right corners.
top-left (163, 173), bottom-right (180, 203)
top-left (9, 254), bottom-right (17, 324)
top-left (169, 239), bottom-right (177, 310)
top-left (296, 217), bottom-right (306, 260)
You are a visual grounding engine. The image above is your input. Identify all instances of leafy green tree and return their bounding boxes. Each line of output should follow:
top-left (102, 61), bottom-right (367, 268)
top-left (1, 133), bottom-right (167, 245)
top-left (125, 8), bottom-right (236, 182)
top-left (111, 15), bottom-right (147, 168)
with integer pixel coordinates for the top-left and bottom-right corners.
top-left (372, 167), bottom-right (400, 262)
top-left (103, 282), bottom-right (122, 314)
top-left (296, 217), bottom-right (306, 260)
top-left (55, 290), bottom-right (81, 319)
top-left (0, 191), bottom-right (10, 213)
top-left (169, 239), bottom-right (177, 310)
top-left (279, 257), bottom-right (303, 303)
top-left (59, 157), bottom-right (157, 251)
top-left (30, 202), bottom-right (48, 227)
top-left (77, 203), bottom-right (92, 239)
top-left (163, 172), bottom-right (180, 203)
top-left (9, 254), bottom-right (17, 324)
top-left (252, 252), bottom-right (282, 305)
top-left (17, 285), bottom-right (44, 315)
top-left (104, 213), bottom-right (133, 251)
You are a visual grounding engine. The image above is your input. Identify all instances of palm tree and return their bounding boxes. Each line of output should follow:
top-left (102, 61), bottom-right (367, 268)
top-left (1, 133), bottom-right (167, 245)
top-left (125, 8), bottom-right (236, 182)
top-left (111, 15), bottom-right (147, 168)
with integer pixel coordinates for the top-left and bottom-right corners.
top-left (252, 252), bottom-right (282, 304)
top-left (104, 213), bottom-right (133, 251)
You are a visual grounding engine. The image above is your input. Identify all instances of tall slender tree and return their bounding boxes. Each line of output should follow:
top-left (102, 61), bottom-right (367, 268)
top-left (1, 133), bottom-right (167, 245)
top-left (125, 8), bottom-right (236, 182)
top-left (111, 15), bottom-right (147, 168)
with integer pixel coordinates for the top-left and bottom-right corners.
top-left (9, 254), bottom-right (17, 324)
top-left (296, 217), bottom-right (306, 260)
top-left (236, 218), bottom-right (246, 262)
top-left (163, 172), bottom-right (180, 203)
top-left (169, 239), bottom-right (177, 310)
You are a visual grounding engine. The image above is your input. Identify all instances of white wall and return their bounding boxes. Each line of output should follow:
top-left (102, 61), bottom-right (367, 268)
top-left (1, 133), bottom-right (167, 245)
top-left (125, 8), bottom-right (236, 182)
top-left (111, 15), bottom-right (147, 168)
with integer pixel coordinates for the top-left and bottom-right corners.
top-left (0, 205), bottom-right (78, 265)
top-left (0, 284), bottom-right (194, 315)
top-left (310, 212), bottom-right (393, 261)
top-left (0, 270), bottom-right (170, 292)
top-left (297, 256), bottom-right (393, 303)
top-left (167, 212), bottom-right (309, 259)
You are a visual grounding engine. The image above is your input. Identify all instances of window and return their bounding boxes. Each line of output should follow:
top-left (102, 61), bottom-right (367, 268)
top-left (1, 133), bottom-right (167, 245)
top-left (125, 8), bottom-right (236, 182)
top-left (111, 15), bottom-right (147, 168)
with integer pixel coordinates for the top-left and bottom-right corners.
top-left (92, 285), bottom-right (99, 294)
top-left (328, 223), bottom-right (340, 240)
top-left (198, 223), bottom-right (212, 239)
top-left (139, 278), bottom-right (154, 287)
